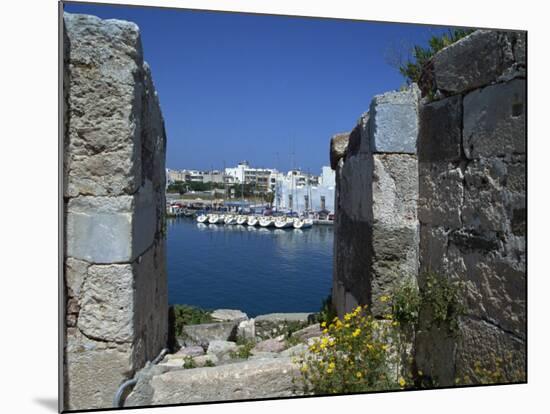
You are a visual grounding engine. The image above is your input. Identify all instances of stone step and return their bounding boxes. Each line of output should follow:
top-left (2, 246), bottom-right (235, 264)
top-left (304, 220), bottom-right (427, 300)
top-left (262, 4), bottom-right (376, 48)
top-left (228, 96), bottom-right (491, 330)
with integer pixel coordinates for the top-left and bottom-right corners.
top-left (148, 357), bottom-right (302, 405)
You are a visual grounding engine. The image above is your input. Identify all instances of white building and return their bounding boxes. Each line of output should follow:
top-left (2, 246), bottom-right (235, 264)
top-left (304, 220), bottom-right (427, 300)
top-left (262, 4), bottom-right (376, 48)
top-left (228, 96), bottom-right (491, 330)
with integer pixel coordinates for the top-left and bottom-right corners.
top-left (273, 167), bottom-right (334, 214)
top-left (320, 166), bottom-right (335, 187)
top-left (225, 161), bottom-right (279, 192)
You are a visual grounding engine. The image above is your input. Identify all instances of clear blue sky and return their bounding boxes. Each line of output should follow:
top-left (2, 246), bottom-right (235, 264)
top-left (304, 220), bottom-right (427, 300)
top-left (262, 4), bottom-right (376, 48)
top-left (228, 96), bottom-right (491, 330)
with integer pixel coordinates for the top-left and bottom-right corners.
top-left (64, 2), bottom-right (452, 174)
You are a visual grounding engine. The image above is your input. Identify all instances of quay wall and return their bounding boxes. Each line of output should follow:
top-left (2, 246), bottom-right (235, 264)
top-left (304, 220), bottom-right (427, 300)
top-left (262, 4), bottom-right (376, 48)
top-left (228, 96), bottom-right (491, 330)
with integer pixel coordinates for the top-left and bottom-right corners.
top-left (63, 13), bottom-right (168, 410)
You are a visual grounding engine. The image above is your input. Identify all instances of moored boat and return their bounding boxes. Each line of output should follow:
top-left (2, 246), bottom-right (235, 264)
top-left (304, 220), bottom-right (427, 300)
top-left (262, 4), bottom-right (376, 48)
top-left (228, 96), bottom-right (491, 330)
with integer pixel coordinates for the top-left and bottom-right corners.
top-left (274, 217), bottom-right (294, 229)
top-left (196, 213), bottom-right (208, 223)
top-left (259, 216), bottom-right (274, 227)
top-left (293, 218), bottom-right (313, 229)
top-left (224, 214), bottom-right (237, 225)
top-left (208, 214), bottom-right (223, 224)
top-left (247, 216), bottom-right (259, 226)
top-left (236, 215), bottom-right (248, 225)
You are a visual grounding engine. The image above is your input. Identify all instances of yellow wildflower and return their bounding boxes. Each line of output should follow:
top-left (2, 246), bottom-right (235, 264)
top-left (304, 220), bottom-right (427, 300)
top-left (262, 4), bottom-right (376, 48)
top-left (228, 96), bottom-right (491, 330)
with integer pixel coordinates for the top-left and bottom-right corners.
top-left (356, 371), bottom-right (363, 378)
top-left (301, 365), bottom-right (308, 373)
top-left (321, 321), bottom-right (327, 328)
top-left (398, 377), bottom-right (406, 387)
top-left (418, 370), bottom-right (423, 376)
top-left (355, 305), bottom-right (362, 313)
top-left (382, 344), bottom-right (390, 351)
top-left (327, 368), bottom-right (334, 374)
top-left (352, 328), bottom-right (361, 337)
top-left (380, 295), bottom-right (389, 303)
top-left (328, 362), bottom-right (336, 369)
top-left (344, 313), bottom-right (352, 321)
top-left (323, 329), bottom-right (329, 334)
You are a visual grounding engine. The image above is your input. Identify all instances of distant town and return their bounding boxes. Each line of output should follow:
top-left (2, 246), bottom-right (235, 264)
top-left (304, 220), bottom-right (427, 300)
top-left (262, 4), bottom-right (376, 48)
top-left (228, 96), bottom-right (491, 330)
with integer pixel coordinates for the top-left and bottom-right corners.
top-left (166, 161), bottom-right (336, 213)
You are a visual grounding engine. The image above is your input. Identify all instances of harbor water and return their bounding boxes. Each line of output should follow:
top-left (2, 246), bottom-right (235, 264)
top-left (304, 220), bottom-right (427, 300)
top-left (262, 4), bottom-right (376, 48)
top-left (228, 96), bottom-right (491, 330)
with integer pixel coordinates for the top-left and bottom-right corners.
top-left (167, 217), bottom-right (333, 317)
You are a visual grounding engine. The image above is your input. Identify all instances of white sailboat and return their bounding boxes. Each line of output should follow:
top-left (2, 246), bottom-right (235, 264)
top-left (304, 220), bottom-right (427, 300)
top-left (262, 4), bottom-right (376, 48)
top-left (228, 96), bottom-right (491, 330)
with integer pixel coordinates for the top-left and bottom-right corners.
top-left (236, 215), bottom-right (248, 225)
top-left (196, 214), bottom-right (208, 223)
top-left (224, 214), bottom-right (237, 225)
top-left (208, 214), bottom-right (222, 224)
top-left (247, 216), bottom-right (259, 226)
top-left (274, 217), bottom-right (293, 229)
top-left (259, 216), bottom-right (274, 228)
top-left (293, 218), bottom-right (313, 229)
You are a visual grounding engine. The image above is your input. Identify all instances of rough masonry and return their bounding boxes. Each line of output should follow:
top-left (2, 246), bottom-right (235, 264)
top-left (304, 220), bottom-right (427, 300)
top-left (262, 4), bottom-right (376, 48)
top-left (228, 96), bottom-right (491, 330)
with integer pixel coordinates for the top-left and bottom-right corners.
top-left (331, 84), bottom-right (421, 319)
top-left (63, 12), bottom-right (168, 410)
top-left (415, 29), bottom-right (526, 386)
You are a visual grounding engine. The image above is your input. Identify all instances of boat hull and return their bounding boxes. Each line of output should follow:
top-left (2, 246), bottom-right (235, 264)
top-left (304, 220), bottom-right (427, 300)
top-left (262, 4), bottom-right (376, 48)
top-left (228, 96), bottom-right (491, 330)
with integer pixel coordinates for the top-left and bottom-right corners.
top-left (259, 218), bottom-right (274, 227)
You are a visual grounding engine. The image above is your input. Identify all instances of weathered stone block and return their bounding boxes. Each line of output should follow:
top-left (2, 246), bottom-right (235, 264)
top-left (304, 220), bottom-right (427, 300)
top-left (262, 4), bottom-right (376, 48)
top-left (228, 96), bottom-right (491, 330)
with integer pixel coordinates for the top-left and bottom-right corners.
top-left (78, 263), bottom-right (135, 343)
top-left (179, 321), bottom-right (240, 347)
top-left (418, 163), bottom-right (464, 228)
top-left (65, 257), bottom-right (89, 298)
top-left (290, 323), bottom-right (321, 341)
top-left (372, 154), bottom-right (418, 226)
top-left (66, 339), bottom-right (134, 410)
top-left (173, 346), bottom-right (205, 358)
top-left (64, 13), bottom-right (144, 198)
top-left (66, 181), bottom-right (156, 263)
top-left (133, 240), bottom-right (168, 364)
top-left (431, 30), bottom-right (514, 95)
top-left (455, 318), bottom-right (526, 384)
top-left (339, 153), bottom-right (373, 222)
top-left (369, 84), bottom-right (420, 153)
top-left (252, 338), bottom-right (286, 353)
top-left (330, 132), bottom-right (350, 170)
top-left (255, 313), bottom-right (315, 340)
top-left (149, 358), bottom-right (301, 404)
top-left (463, 79), bottom-right (526, 159)
top-left (207, 340), bottom-right (238, 360)
top-left (211, 309), bottom-right (248, 322)
top-left (237, 318), bottom-right (256, 341)
top-left (418, 95), bottom-right (462, 163)
top-left (462, 158), bottom-right (525, 234)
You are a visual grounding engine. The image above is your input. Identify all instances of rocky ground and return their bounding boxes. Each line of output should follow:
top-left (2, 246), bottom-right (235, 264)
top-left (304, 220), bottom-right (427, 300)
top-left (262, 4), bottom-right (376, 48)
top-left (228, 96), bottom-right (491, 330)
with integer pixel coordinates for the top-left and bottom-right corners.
top-left (125, 309), bottom-right (321, 407)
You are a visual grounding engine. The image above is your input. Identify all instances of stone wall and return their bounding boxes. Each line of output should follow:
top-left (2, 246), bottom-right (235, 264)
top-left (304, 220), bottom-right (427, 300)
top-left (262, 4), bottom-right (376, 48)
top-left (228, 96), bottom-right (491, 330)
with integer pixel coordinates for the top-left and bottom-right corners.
top-left (415, 30), bottom-right (526, 386)
top-left (63, 13), bottom-right (168, 410)
top-left (331, 84), bottom-right (420, 319)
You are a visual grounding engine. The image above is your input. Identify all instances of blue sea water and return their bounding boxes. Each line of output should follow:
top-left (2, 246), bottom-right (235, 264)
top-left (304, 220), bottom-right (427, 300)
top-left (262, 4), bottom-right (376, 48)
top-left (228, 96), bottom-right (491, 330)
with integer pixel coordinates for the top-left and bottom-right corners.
top-left (166, 218), bottom-right (333, 317)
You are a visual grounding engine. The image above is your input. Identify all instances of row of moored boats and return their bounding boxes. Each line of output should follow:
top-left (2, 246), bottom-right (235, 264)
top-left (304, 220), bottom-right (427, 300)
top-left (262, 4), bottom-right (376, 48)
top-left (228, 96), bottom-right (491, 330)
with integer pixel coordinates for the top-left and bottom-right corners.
top-left (196, 213), bottom-right (313, 229)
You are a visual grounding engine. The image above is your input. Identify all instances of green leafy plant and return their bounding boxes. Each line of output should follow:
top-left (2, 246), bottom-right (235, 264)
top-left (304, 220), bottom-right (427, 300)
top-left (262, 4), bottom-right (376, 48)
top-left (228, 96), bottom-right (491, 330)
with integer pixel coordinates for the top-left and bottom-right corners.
top-left (318, 294), bottom-right (337, 327)
top-left (204, 359), bottom-right (216, 367)
top-left (170, 304), bottom-right (214, 336)
top-left (391, 279), bottom-right (421, 330)
top-left (420, 272), bottom-right (465, 334)
top-left (230, 338), bottom-right (256, 360)
top-left (297, 306), bottom-right (404, 395)
top-left (182, 356), bottom-right (197, 369)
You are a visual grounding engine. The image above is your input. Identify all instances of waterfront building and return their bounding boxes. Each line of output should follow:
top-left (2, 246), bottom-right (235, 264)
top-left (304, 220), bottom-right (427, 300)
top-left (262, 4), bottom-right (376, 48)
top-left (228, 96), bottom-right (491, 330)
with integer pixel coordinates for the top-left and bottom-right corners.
top-left (320, 166), bottom-right (335, 187)
top-left (225, 161), bottom-right (279, 193)
top-left (274, 166), bottom-right (334, 214)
